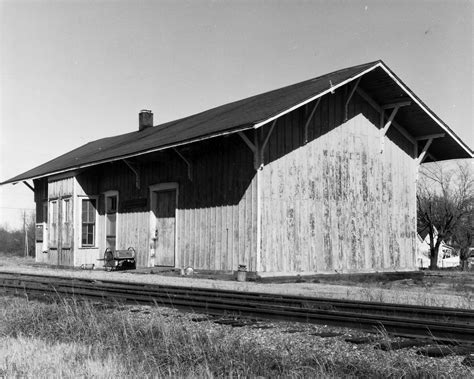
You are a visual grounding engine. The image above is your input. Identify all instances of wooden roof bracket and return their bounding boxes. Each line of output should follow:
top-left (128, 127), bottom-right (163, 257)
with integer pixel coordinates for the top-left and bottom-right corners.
top-left (259, 119), bottom-right (277, 168)
top-left (415, 133), bottom-right (445, 141)
top-left (238, 131), bottom-right (256, 153)
top-left (304, 98), bottom-right (321, 144)
top-left (239, 131), bottom-right (259, 170)
top-left (239, 119), bottom-right (277, 170)
top-left (381, 105), bottom-right (401, 136)
top-left (123, 159), bottom-right (140, 189)
top-left (379, 105), bottom-right (400, 153)
top-left (355, 87), bottom-right (415, 153)
top-left (23, 181), bottom-right (34, 192)
top-left (344, 77), bottom-right (361, 121)
top-left (414, 134), bottom-right (444, 164)
top-left (173, 148), bottom-right (193, 181)
top-left (417, 138), bottom-right (434, 164)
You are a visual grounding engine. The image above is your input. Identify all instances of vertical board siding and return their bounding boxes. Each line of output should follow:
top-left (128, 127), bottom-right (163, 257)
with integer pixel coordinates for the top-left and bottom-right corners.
top-left (48, 176), bottom-right (75, 198)
top-left (175, 140), bottom-right (257, 272)
top-left (73, 138), bottom-right (257, 270)
top-left (260, 88), bottom-right (417, 274)
top-left (35, 83), bottom-right (416, 274)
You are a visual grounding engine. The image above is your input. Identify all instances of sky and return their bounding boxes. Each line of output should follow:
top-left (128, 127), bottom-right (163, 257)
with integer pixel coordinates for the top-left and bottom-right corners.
top-left (0, 0), bottom-right (472, 230)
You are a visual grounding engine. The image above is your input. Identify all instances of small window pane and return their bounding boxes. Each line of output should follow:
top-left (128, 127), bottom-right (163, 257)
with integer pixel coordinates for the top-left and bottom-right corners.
top-left (64, 200), bottom-right (70, 222)
top-left (82, 201), bottom-right (88, 221)
top-left (106, 196), bottom-right (117, 213)
top-left (49, 200), bottom-right (58, 247)
top-left (88, 199), bottom-right (96, 222)
top-left (81, 225), bottom-right (87, 245)
top-left (106, 213), bottom-right (116, 237)
top-left (53, 202), bottom-right (58, 220)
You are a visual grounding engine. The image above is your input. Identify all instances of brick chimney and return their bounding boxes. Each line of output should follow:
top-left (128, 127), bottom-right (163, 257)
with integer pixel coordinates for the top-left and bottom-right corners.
top-left (139, 109), bottom-right (153, 131)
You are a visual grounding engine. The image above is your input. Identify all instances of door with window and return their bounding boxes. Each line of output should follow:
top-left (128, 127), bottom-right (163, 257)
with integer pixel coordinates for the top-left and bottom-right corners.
top-left (152, 189), bottom-right (176, 267)
top-left (49, 197), bottom-right (73, 266)
top-left (59, 197), bottom-right (73, 265)
top-left (105, 193), bottom-right (118, 251)
top-left (48, 199), bottom-right (59, 264)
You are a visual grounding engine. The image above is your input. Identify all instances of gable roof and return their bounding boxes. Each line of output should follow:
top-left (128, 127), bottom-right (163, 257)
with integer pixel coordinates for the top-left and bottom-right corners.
top-left (2, 60), bottom-right (472, 185)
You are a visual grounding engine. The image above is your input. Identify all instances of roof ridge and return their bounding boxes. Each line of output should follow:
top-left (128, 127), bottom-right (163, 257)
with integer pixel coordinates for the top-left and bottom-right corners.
top-left (3, 59), bottom-right (470, 185)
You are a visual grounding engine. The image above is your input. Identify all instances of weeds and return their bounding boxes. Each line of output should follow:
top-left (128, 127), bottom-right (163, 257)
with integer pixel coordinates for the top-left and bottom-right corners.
top-left (0, 295), bottom-right (472, 378)
top-left (0, 296), bottom-right (326, 377)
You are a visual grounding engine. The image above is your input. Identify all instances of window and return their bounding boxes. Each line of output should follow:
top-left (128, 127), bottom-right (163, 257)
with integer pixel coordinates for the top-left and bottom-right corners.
top-left (62, 198), bottom-right (72, 248)
top-left (49, 200), bottom-right (58, 247)
top-left (81, 199), bottom-right (97, 247)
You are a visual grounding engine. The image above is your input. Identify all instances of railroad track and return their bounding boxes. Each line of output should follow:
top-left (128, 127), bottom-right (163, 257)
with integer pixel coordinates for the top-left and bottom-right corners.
top-left (1, 271), bottom-right (473, 346)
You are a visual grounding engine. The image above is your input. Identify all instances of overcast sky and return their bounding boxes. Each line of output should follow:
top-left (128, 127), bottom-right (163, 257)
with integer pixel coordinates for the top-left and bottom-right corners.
top-left (1, 0), bottom-right (472, 229)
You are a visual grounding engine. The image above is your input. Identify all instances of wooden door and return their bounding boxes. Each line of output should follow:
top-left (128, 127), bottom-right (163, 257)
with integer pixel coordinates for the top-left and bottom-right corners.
top-left (58, 197), bottom-right (73, 266)
top-left (153, 189), bottom-right (176, 266)
top-left (105, 194), bottom-right (118, 251)
top-left (48, 199), bottom-right (59, 265)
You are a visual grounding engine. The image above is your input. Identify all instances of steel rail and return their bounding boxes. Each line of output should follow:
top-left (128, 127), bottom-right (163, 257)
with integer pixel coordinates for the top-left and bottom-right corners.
top-left (1, 271), bottom-right (473, 344)
top-left (1, 271), bottom-right (472, 322)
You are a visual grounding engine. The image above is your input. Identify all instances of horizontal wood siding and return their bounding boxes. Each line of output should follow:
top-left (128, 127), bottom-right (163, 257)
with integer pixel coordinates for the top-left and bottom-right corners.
top-left (260, 88), bottom-right (416, 273)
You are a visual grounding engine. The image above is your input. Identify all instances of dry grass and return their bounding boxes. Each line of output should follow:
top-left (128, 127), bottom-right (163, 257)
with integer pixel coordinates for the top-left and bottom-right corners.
top-left (0, 295), bottom-right (472, 378)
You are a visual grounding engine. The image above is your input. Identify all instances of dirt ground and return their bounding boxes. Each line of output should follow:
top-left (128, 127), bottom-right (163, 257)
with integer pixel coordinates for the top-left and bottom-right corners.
top-left (0, 253), bottom-right (472, 309)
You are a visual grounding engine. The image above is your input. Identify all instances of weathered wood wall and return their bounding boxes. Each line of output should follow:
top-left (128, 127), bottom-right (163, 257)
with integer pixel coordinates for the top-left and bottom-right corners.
top-left (50, 176), bottom-right (75, 266)
top-left (34, 175), bottom-right (76, 265)
top-left (48, 176), bottom-right (74, 198)
top-left (76, 137), bottom-right (257, 270)
top-left (259, 89), bottom-right (417, 274)
top-left (34, 83), bottom-right (417, 274)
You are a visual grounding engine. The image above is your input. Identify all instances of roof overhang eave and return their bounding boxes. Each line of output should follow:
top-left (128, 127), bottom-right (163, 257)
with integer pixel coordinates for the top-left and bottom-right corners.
top-left (3, 61), bottom-right (471, 185)
top-left (378, 63), bottom-right (473, 159)
top-left (253, 62), bottom-right (383, 129)
top-left (0, 124), bottom-right (255, 186)
top-left (254, 61), bottom-right (472, 159)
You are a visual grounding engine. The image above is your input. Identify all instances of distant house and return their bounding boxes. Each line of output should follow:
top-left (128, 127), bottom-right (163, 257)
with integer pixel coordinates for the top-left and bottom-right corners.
top-left (1, 60), bottom-right (472, 276)
top-left (417, 228), bottom-right (458, 268)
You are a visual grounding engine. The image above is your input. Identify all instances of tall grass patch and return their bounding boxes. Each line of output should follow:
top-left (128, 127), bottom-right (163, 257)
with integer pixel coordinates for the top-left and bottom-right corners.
top-left (0, 296), bottom-right (326, 377)
top-left (0, 295), bottom-right (471, 378)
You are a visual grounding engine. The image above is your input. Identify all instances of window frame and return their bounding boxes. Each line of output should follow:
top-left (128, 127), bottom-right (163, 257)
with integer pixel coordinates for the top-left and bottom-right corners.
top-left (81, 197), bottom-right (98, 248)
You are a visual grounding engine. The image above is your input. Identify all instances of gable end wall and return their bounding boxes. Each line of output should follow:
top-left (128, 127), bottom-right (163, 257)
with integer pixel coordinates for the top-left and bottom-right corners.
top-left (259, 89), bottom-right (417, 274)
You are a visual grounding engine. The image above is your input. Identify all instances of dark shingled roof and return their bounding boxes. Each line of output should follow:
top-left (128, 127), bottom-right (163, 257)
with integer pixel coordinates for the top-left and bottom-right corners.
top-left (2, 60), bottom-right (472, 184)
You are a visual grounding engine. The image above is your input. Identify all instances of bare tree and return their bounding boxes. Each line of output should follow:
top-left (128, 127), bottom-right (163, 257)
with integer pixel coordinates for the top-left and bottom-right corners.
top-left (417, 161), bottom-right (473, 270)
top-left (451, 209), bottom-right (473, 270)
